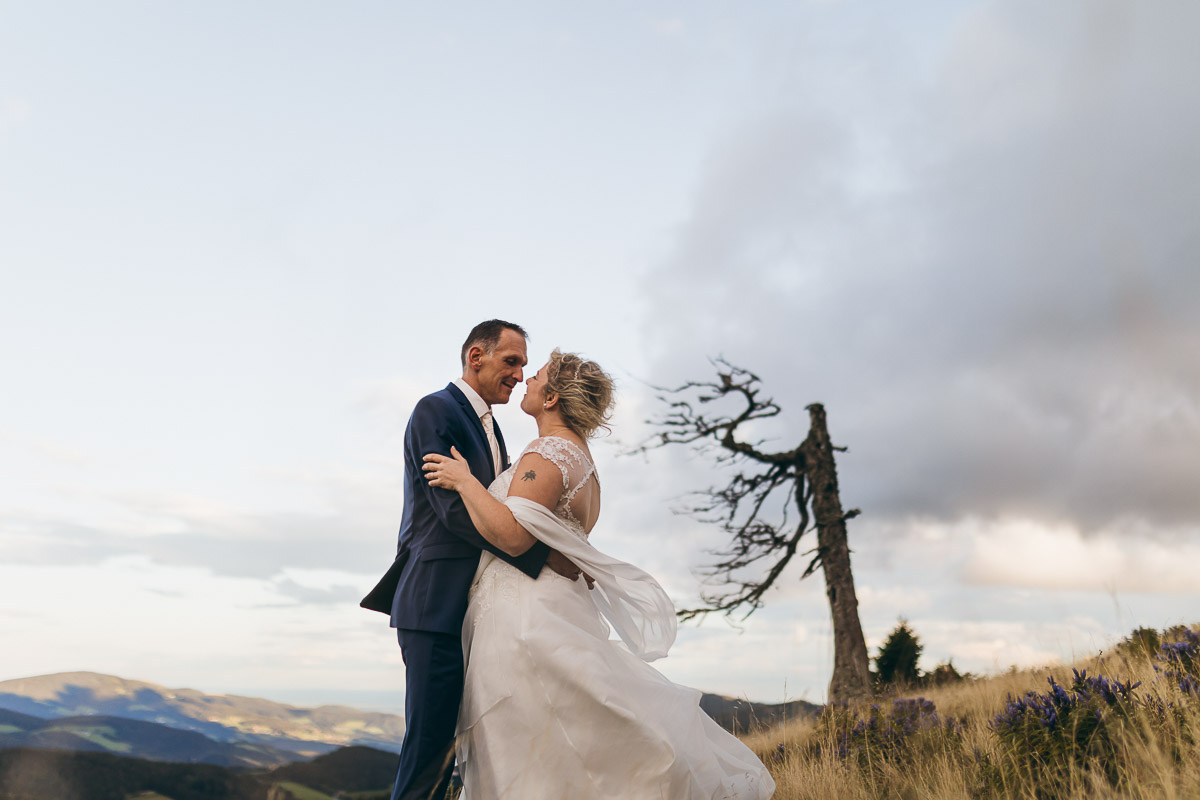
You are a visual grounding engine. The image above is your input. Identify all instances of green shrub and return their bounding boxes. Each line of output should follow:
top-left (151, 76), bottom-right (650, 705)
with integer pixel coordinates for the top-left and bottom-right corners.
top-left (1117, 626), bottom-right (1161, 660)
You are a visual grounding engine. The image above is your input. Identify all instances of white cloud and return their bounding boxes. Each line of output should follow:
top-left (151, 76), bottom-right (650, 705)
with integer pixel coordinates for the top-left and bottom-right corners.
top-left (352, 376), bottom-right (437, 443)
top-left (661, 618), bottom-right (826, 703)
top-left (0, 427), bottom-right (87, 466)
top-left (0, 556), bottom-right (403, 691)
top-left (909, 617), bottom-right (1109, 674)
top-left (960, 517), bottom-right (1200, 595)
top-left (0, 98), bottom-right (31, 133)
top-left (651, 18), bottom-right (685, 38)
top-left (856, 584), bottom-right (933, 615)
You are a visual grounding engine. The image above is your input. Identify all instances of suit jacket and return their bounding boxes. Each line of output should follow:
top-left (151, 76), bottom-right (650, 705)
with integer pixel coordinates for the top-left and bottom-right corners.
top-left (361, 383), bottom-right (548, 634)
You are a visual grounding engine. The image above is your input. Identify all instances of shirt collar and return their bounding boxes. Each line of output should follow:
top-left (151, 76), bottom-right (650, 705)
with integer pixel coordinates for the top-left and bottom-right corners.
top-left (452, 378), bottom-right (491, 420)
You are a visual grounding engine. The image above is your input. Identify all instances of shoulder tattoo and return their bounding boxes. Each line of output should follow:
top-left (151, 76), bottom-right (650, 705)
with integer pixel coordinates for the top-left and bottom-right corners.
top-left (521, 469), bottom-right (537, 482)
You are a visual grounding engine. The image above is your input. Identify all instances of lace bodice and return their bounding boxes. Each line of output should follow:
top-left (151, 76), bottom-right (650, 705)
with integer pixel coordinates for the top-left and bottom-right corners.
top-left (487, 436), bottom-right (599, 537)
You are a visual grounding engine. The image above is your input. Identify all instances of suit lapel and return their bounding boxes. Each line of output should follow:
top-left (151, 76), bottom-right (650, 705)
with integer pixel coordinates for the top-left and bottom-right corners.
top-left (444, 383), bottom-right (496, 477)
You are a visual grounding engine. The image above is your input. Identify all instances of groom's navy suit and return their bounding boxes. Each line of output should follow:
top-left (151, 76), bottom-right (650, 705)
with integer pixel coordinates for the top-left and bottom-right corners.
top-left (387, 382), bottom-right (548, 800)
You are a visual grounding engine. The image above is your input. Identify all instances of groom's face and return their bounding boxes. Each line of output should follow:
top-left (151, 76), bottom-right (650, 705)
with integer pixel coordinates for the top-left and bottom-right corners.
top-left (474, 328), bottom-right (528, 405)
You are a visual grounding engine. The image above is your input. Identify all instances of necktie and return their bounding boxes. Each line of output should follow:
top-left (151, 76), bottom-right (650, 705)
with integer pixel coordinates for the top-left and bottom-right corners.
top-left (480, 411), bottom-right (501, 478)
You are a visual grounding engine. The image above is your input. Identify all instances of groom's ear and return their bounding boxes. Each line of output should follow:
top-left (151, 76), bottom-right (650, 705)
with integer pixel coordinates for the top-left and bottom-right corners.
top-left (465, 344), bottom-right (484, 369)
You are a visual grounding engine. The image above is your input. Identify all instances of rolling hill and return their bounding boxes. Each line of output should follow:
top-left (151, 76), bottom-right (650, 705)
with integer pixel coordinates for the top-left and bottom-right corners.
top-left (0, 712), bottom-right (298, 768)
top-left (0, 674), bottom-right (405, 757)
top-left (262, 746), bottom-right (398, 795)
top-left (0, 748), bottom-right (264, 800)
top-left (0, 745), bottom-right (400, 800)
top-left (699, 694), bottom-right (820, 733)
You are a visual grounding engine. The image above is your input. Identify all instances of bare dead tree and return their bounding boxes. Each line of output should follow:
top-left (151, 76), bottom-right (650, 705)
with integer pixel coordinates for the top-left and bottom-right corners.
top-left (638, 359), bottom-right (872, 702)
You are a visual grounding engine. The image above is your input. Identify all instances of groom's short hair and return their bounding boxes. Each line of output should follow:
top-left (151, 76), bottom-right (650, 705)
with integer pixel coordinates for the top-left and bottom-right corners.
top-left (461, 319), bottom-right (528, 367)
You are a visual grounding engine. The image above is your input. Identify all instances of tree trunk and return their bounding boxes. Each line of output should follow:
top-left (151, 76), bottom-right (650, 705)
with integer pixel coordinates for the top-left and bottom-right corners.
top-left (802, 403), bottom-right (872, 703)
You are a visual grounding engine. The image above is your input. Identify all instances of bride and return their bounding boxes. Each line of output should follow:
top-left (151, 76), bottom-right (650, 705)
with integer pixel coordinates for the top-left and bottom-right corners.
top-left (421, 349), bottom-right (775, 800)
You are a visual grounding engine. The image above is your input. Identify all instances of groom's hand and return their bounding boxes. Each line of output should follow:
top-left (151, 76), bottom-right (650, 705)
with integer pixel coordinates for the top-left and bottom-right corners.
top-left (545, 550), bottom-right (584, 583)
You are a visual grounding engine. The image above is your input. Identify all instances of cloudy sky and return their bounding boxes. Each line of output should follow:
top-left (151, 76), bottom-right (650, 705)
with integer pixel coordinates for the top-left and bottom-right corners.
top-left (2, 1), bottom-right (1198, 712)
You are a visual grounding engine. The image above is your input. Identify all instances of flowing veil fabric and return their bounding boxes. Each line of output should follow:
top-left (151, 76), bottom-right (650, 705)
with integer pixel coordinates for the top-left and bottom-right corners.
top-left (456, 441), bottom-right (775, 800)
top-left (503, 496), bottom-right (677, 661)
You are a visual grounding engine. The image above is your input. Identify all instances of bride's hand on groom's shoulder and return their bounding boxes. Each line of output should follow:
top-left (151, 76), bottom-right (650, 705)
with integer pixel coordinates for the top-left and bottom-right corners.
top-left (423, 446), bottom-right (472, 491)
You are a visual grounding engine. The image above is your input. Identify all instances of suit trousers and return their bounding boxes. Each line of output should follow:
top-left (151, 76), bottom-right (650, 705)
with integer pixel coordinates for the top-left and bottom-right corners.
top-left (391, 628), bottom-right (463, 800)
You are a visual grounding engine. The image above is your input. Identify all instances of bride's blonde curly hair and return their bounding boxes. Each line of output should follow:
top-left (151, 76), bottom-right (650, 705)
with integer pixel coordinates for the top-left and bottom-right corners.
top-left (544, 349), bottom-right (615, 438)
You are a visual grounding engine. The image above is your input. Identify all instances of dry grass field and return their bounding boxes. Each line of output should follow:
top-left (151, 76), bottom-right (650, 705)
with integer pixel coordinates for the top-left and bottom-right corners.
top-left (743, 625), bottom-right (1200, 800)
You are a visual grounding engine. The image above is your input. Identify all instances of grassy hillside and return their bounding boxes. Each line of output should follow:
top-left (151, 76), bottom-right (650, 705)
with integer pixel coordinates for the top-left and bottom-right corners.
top-left (0, 745), bottom-right (399, 800)
top-left (270, 782), bottom-right (335, 800)
top-left (743, 624), bottom-right (1200, 799)
top-left (0, 748), bottom-right (262, 800)
top-left (265, 746), bottom-right (397, 795)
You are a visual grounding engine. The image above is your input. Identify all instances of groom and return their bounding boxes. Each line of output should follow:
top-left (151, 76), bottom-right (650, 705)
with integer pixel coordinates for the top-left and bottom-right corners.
top-left (373, 319), bottom-right (582, 800)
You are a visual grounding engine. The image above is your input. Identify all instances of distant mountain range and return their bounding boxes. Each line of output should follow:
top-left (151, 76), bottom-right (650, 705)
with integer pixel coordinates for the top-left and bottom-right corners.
top-left (0, 673), bottom-right (405, 758)
top-left (0, 708), bottom-right (298, 769)
top-left (0, 672), bottom-right (818, 756)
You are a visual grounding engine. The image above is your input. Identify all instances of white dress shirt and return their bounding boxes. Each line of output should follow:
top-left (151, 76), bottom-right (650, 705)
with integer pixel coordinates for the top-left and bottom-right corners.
top-left (452, 378), bottom-right (502, 479)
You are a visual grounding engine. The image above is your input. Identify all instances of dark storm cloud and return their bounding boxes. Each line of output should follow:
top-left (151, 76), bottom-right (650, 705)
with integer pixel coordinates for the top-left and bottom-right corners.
top-left (642, 1), bottom-right (1200, 532)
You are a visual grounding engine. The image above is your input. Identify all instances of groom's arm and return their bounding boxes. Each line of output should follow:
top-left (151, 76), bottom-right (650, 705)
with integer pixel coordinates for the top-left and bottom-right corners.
top-left (407, 397), bottom-right (549, 578)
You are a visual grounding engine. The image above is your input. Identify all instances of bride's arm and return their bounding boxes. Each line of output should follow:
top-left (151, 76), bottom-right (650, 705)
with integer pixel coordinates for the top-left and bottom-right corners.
top-left (423, 447), bottom-right (561, 557)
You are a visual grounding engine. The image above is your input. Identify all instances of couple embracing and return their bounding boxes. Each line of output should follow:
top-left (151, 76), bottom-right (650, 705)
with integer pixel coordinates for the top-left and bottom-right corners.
top-left (363, 320), bottom-right (775, 800)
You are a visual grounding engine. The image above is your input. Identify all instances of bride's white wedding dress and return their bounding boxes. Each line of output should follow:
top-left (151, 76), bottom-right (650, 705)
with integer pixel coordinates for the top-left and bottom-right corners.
top-left (456, 436), bottom-right (775, 799)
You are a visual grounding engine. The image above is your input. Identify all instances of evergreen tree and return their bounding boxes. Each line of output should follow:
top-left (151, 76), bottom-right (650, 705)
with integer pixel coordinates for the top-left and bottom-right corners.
top-left (875, 619), bottom-right (923, 687)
